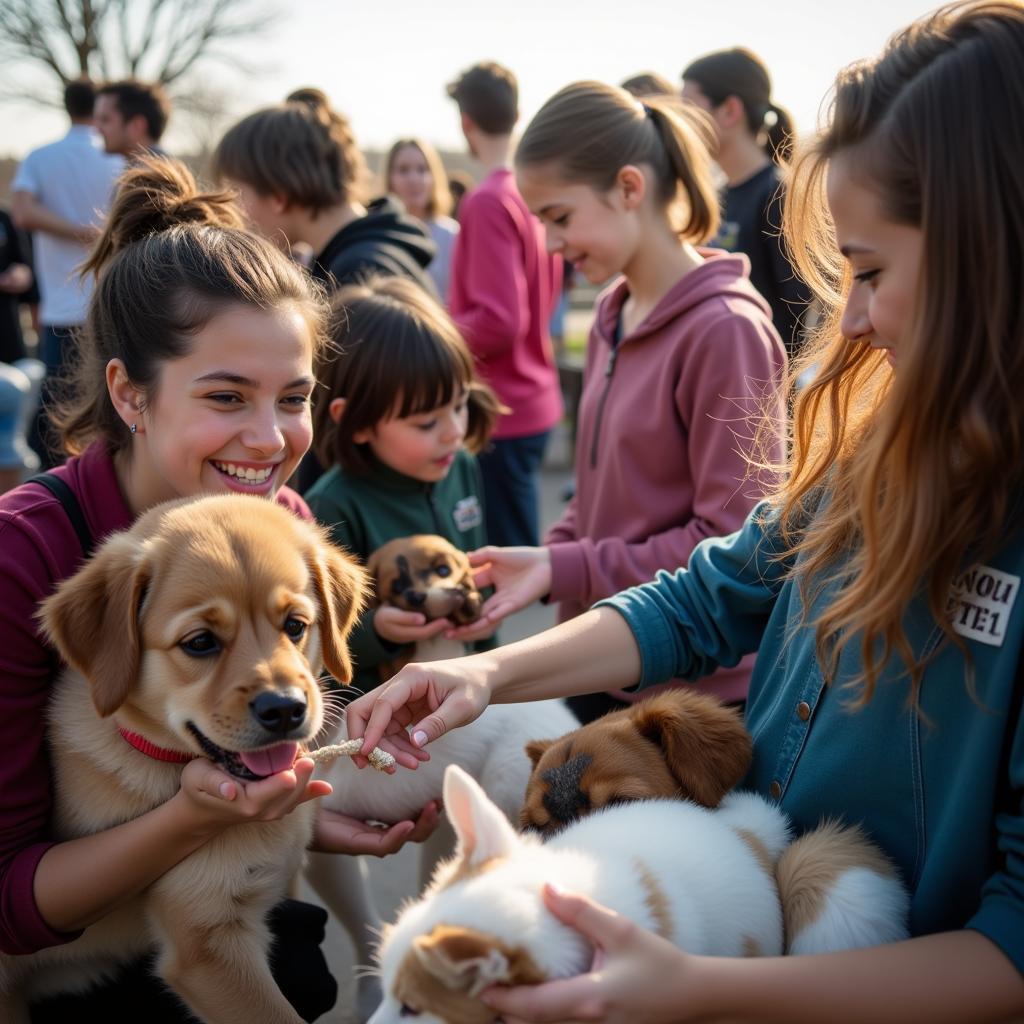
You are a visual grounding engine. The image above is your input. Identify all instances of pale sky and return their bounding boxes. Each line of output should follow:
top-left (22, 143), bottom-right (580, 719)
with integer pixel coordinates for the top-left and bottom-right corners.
top-left (0, 0), bottom-right (942, 162)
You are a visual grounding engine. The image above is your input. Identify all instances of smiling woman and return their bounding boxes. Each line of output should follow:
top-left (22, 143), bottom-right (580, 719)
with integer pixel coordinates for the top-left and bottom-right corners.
top-left (0, 155), bottom-right (435, 1023)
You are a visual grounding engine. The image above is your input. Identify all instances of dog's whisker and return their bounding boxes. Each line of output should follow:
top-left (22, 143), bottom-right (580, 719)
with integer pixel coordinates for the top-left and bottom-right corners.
top-left (353, 963), bottom-right (382, 980)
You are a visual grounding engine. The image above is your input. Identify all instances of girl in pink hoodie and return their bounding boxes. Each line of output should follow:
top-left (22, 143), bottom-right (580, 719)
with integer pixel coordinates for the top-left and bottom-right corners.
top-left (457, 81), bottom-right (787, 720)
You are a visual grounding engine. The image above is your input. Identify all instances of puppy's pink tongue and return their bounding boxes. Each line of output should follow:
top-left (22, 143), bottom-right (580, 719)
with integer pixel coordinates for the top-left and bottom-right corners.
top-left (239, 742), bottom-right (298, 777)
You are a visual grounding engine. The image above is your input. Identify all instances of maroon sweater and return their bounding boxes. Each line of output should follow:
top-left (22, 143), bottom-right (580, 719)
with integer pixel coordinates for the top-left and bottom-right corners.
top-left (0, 443), bottom-right (310, 954)
top-left (546, 251), bottom-right (787, 704)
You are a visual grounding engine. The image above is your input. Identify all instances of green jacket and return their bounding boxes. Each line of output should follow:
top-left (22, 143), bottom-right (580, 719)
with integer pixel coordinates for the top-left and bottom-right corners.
top-left (305, 450), bottom-right (494, 693)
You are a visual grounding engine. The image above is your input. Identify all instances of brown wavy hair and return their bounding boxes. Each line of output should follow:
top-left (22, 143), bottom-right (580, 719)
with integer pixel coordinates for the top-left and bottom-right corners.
top-left (56, 155), bottom-right (329, 457)
top-left (212, 89), bottom-right (367, 215)
top-left (515, 80), bottom-right (720, 244)
top-left (314, 276), bottom-right (502, 474)
top-left (778, 1), bottom-right (1024, 703)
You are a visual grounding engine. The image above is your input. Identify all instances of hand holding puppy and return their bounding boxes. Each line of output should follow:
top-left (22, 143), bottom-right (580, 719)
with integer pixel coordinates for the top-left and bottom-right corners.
top-left (449, 545), bottom-right (552, 636)
top-left (483, 884), bottom-right (696, 1024)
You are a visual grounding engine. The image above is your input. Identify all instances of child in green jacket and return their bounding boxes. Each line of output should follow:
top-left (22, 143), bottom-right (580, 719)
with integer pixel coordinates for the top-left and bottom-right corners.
top-left (305, 275), bottom-right (502, 694)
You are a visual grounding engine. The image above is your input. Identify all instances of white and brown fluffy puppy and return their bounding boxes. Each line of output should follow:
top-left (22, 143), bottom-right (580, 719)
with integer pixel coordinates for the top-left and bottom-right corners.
top-left (370, 766), bottom-right (909, 1024)
top-left (0, 494), bottom-right (367, 1024)
top-left (521, 689), bottom-right (752, 835)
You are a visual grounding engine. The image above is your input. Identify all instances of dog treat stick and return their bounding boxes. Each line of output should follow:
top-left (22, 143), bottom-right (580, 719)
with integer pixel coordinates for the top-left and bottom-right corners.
top-left (305, 740), bottom-right (396, 772)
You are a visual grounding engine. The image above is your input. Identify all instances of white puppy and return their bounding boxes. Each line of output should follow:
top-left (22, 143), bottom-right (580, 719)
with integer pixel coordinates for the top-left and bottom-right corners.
top-left (369, 765), bottom-right (910, 1024)
top-left (306, 700), bottom-right (578, 1022)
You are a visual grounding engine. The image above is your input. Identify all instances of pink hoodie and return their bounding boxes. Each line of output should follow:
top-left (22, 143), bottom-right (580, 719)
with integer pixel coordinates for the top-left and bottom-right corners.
top-left (546, 250), bottom-right (787, 704)
top-left (450, 169), bottom-right (563, 440)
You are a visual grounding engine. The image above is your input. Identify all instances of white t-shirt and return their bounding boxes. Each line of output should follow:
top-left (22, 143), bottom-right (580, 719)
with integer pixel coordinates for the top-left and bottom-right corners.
top-left (12, 126), bottom-right (123, 326)
top-left (426, 215), bottom-right (460, 304)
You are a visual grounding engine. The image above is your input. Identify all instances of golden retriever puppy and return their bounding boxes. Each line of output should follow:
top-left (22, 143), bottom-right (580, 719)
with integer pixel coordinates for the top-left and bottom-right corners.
top-left (0, 494), bottom-right (366, 1024)
top-left (520, 689), bottom-right (752, 836)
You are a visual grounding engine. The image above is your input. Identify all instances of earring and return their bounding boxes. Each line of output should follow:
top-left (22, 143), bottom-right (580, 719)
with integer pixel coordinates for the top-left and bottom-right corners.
top-left (130, 423), bottom-right (137, 435)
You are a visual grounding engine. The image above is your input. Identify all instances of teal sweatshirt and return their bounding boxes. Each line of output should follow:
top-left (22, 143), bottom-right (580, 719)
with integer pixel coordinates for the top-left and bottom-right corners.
top-left (602, 500), bottom-right (1024, 973)
top-left (305, 450), bottom-right (494, 693)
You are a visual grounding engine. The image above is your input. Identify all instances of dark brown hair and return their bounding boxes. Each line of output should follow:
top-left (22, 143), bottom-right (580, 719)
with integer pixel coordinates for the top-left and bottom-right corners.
top-left (212, 89), bottom-right (367, 214)
top-left (515, 80), bottom-right (719, 244)
top-left (778, 1), bottom-right (1024, 702)
top-left (97, 79), bottom-right (171, 142)
top-left (64, 78), bottom-right (96, 119)
top-left (446, 62), bottom-right (518, 135)
top-left (314, 276), bottom-right (500, 474)
top-left (620, 71), bottom-right (677, 99)
top-left (56, 155), bottom-right (329, 457)
top-left (682, 48), bottom-right (795, 164)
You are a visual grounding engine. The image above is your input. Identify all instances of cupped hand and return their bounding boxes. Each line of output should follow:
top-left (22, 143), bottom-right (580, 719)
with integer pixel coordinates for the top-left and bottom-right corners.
top-left (311, 799), bottom-right (441, 856)
top-left (343, 653), bottom-right (497, 768)
top-left (177, 755), bottom-right (331, 836)
top-left (468, 545), bottom-right (553, 624)
top-left (483, 884), bottom-right (696, 1024)
top-left (374, 604), bottom-right (453, 645)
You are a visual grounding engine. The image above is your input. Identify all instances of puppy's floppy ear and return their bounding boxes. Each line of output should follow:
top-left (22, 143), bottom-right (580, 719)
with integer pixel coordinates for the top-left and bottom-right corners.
top-left (38, 532), bottom-right (151, 718)
top-left (413, 926), bottom-right (512, 997)
top-left (309, 538), bottom-right (369, 685)
top-left (631, 690), bottom-right (752, 808)
top-left (525, 737), bottom-right (555, 767)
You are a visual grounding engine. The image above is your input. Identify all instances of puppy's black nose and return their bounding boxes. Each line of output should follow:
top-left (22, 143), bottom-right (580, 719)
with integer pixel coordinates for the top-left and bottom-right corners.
top-left (403, 589), bottom-right (426, 607)
top-left (251, 690), bottom-right (307, 735)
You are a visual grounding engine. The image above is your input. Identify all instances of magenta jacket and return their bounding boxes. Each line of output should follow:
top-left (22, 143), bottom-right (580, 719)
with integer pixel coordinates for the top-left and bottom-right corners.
top-left (0, 444), bottom-right (310, 955)
top-left (546, 251), bottom-right (787, 704)
top-left (449, 169), bottom-right (563, 440)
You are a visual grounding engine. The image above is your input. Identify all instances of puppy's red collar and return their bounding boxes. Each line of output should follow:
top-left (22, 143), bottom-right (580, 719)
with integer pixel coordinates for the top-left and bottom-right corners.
top-left (118, 727), bottom-right (194, 764)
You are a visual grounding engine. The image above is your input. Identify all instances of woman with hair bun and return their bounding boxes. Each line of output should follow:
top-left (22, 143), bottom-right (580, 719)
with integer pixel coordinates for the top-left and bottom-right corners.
top-left (682, 47), bottom-right (812, 356)
top-left (0, 155), bottom-right (435, 1022)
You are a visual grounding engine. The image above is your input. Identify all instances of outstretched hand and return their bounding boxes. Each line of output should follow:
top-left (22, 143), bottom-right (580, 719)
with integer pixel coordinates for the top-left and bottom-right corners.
top-left (447, 546), bottom-right (552, 638)
top-left (482, 884), bottom-right (695, 1024)
top-left (311, 799), bottom-right (441, 857)
top-left (343, 653), bottom-right (496, 768)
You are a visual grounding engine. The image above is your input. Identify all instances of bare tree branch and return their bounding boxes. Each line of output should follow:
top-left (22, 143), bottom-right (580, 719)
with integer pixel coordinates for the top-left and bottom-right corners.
top-left (0, 0), bottom-right (274, 99)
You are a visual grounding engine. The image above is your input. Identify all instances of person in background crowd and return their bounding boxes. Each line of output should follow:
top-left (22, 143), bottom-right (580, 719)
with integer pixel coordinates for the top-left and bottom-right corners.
top-left (620, 71), bottom-right (677, 98)
top-left (447, 169), bottom-right (474, 221)
top-left (11, 78), bottom-right (123, 468)
top-left (682, 47), bottom-right (812, 357)
top-left (93, 79), bottom-right (171, 159)
top-left (385, 137), bottom-right (460, 301)
top-left (445, 61), bottom-right (563, 549)
top-left (0, 208), bottom-right (34, 365)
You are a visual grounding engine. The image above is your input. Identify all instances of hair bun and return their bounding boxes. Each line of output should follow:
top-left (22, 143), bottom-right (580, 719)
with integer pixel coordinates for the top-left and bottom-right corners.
top-left (82, 154), bottom-right (245, 278)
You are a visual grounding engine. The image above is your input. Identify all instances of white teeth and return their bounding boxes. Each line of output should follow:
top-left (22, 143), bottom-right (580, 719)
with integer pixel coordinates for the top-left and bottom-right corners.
top-left (213, 461), bottom-right (273, 483)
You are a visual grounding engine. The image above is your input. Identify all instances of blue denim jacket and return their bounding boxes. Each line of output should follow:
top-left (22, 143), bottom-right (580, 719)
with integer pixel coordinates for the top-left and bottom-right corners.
top-left (601, 501), bottom-right (1024, 973)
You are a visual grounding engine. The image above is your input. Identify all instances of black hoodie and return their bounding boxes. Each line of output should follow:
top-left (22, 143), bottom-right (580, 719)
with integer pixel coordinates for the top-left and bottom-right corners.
top-left (310, 196), bottom-right (437, 296)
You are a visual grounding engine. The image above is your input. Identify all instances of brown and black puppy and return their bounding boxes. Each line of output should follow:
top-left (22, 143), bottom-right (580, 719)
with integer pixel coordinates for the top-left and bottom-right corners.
top-left (367, 534), bottom-right (482, 626)
top-left (520, 688), bottom-right (752, 836)
top-left (366, 535), bottom-right (483, 678)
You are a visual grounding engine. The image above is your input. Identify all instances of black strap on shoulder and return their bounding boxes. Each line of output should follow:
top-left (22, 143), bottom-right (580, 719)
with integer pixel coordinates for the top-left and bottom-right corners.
top-left (26, 473), bottom-right (95, 559)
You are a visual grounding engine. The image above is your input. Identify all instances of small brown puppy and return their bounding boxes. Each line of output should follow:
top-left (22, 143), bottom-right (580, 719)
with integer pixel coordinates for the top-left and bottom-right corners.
top-left (367, 534), bottom-right (482, 625)
top-left (366, 535), bottom-right (482, 677)
top-left (520, 688), bottom-right (752, 836)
